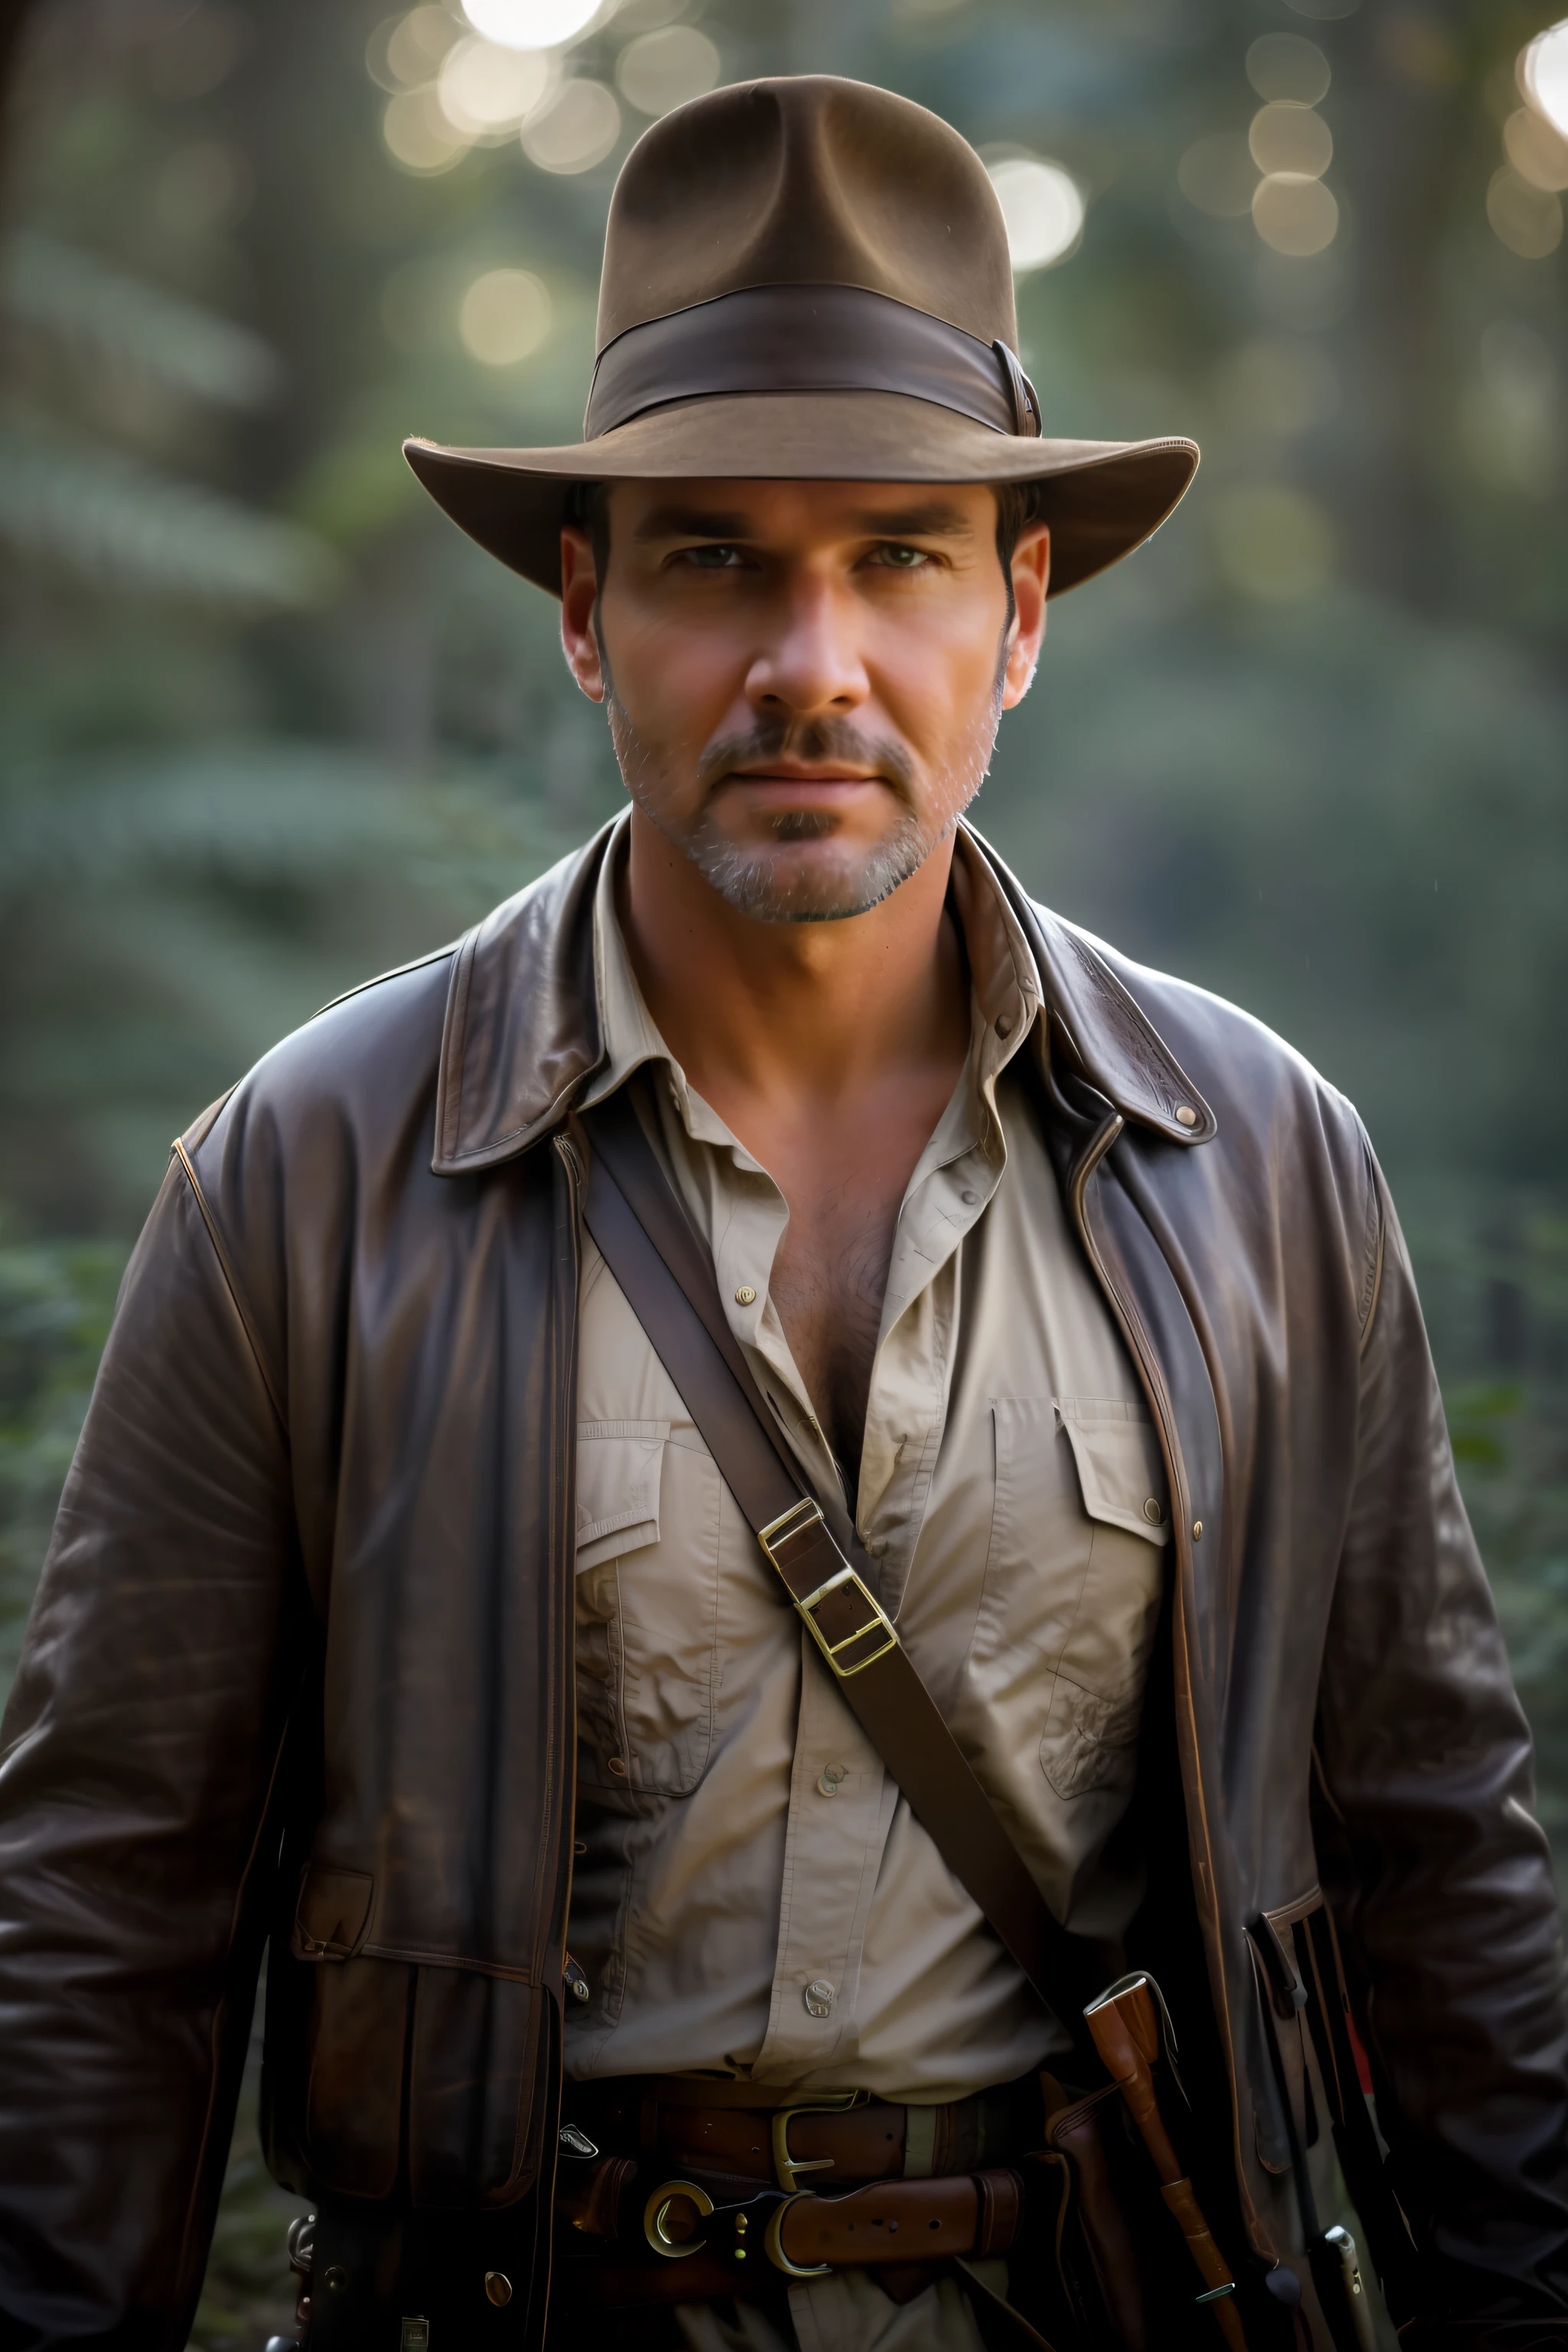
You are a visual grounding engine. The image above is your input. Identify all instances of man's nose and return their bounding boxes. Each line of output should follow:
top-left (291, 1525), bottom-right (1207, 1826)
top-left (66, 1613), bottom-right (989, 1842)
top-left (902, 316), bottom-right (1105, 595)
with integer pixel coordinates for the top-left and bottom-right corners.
top-left (743, 573), bottom-right (869, 719)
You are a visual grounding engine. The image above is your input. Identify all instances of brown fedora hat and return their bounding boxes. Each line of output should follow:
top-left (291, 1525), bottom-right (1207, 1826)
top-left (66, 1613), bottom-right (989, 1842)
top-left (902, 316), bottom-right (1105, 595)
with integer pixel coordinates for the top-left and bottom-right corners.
top-left (404, 75), bottom-right (1198, 599)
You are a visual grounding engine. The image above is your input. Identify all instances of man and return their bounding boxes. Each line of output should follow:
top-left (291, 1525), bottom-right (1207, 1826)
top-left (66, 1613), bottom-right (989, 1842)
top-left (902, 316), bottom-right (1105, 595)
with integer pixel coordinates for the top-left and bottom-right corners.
top-left (0, 70), bottom-right (1563, 2352)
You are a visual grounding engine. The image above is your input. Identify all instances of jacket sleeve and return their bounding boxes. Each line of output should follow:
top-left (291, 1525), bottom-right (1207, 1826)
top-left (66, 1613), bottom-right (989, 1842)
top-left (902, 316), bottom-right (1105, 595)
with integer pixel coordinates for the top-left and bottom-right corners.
top-left (1317, 1165), bottom-right (1568, 2335)
top-left (0, 1150), bottom-right (300, 2351)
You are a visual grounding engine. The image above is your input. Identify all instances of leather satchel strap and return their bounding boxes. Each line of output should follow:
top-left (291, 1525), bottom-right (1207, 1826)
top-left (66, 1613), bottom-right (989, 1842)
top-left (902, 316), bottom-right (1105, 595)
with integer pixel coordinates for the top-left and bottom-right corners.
top-left (574, 1089), bottom-right (1107, 2043)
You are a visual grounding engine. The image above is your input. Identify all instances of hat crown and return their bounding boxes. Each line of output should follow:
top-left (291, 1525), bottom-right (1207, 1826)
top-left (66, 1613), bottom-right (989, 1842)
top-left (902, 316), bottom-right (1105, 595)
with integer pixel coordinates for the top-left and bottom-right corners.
top-left (596, 75), bottom-right (1019, 355)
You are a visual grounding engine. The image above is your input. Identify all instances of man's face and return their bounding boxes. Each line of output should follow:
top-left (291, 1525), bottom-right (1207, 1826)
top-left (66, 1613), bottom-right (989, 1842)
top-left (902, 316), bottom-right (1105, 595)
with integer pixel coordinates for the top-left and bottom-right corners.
top-left (559, 479), bottom-right (1049, 923)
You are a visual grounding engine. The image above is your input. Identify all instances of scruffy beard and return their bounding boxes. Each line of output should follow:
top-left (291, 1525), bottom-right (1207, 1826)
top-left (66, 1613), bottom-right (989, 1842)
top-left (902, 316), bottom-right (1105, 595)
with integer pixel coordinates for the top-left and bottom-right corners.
top-left (604, 678), bottom-right (1005, 925)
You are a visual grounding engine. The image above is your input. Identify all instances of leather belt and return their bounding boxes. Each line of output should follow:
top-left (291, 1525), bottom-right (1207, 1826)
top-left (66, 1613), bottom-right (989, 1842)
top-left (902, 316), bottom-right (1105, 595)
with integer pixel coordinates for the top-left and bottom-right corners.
top-left (557, 2166), bottom-right (1024, 2305)
top-left (565, 2074), bottom-right (1040, 2193)
top-left (554, 2076), bottom-right (1039, 2307)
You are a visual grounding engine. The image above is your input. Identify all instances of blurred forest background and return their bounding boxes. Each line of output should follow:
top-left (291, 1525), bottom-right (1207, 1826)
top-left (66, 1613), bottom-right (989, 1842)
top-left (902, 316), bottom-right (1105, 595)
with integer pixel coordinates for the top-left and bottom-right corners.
top-left (0, 0), bottom-right (1565, 2339)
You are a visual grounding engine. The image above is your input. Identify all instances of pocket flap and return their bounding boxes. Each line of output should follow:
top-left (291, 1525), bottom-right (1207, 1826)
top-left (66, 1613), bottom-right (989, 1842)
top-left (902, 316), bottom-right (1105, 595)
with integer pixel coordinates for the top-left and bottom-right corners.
top-left (293, 1864), bottom-right (374, 1961)
top-left (576, 1419), bottom-right (669, 1571)
top-left (1054, 1399), bottom-right (1169, 1546)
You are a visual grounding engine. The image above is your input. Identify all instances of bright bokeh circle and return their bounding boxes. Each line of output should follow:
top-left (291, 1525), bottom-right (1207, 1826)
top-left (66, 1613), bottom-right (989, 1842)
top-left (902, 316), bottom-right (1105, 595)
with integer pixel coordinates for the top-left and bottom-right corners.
top-left (985, 157), bottom-right (1085, 273)
top-left (463, 0), bottom-right (600, 53)
top-left (1520, 19), bottom-right (1568, 140)
top-left (459, 268), bottom-right (553, 364)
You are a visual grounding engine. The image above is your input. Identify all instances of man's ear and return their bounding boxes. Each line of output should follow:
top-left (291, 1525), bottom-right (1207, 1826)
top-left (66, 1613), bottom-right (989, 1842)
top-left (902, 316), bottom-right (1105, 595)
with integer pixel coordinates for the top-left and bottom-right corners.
top-left (560, 525), bottom-right (605, 703)
top-left (1001, 522), bottom-right (1050, 710)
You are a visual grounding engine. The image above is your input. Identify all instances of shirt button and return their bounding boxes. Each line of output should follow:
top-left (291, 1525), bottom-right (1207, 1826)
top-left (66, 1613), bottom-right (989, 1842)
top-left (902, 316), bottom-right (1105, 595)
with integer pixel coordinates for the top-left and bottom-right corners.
top-left (1143, 1498), bottom-right (1165, 1525)
top-left (995, 1012), bottom-right (1013, 1038)
top-left (817, 1766), bottom-right (848, 1797)
top-left (962, 1190), bottom-right (978, 1206)
top-left (803, 1979), bottom-right (835, 2018)
top-left (735, 1284), bottom-right (756, 1305)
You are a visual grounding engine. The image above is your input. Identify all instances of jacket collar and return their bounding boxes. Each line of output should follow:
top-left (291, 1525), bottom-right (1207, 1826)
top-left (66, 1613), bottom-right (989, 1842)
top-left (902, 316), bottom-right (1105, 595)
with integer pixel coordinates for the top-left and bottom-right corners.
top-left (430, 815), bottom-right (1214, 1177)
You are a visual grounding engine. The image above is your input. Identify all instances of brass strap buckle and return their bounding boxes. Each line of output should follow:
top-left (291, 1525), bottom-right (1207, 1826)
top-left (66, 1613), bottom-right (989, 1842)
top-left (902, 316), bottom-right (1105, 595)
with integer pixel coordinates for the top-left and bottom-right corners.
top-left (642, 2178), bottom-right (714, 2259)
top-left (758, 1501), bottom-right (899, 1680)
top-left (769, 2089), bottom-right (869, 2192)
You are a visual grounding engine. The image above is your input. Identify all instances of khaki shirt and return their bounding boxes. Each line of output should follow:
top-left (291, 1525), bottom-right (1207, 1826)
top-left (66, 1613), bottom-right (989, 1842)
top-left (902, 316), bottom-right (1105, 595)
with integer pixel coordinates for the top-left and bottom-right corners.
top-left (566, 818), bottom-right (1168, 2104)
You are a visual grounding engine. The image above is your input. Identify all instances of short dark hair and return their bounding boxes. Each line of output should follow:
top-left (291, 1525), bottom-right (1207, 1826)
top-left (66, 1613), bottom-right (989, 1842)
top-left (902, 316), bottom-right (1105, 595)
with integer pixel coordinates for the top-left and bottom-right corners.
top-left (570, 479), bottom-right (1040, 591)
top-left (994, 480), bottom-right (1043, 573)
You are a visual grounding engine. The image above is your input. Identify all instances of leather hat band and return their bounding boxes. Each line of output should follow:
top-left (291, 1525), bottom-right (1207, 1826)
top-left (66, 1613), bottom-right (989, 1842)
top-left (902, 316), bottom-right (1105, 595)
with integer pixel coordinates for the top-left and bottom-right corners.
top-left (583, 283), bottom-right (1042, 443)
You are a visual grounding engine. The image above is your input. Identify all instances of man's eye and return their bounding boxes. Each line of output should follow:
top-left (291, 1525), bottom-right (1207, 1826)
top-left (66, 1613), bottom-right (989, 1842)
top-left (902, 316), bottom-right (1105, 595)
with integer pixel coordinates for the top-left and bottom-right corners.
top-left (676, 544), bottom-right (746, 569)
top-left (865, 543), bottom-right (932, 570)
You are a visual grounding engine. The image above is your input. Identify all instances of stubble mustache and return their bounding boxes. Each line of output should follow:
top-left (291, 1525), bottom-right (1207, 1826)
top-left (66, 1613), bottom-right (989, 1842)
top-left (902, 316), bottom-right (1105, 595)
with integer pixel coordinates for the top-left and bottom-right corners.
top-left (695, 715), bottom-right (918, 823)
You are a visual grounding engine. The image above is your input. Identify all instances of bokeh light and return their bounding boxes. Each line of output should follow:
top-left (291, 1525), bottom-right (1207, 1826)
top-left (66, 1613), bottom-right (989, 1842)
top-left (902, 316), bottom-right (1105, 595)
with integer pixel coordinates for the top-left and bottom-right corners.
top-left (383, 8), bottom-right (459, 87)
top-left (1249, 103), bottom-right (1331, 180)
top-left (1252, 174), bottom-right (1338, 255)
top-left (438, 37), bottom-right (557, 136)
top-left (1520, 19), bottom-right (1568, 140)
top-left (383, 85), bottom-right (472, 173)
top-left (1504, 106), bottom-right (1568, 193)
top-left (464, 0), bottom-right (602, 51)
top-left (616, 26), bottom-right (721, 116)
top-left (521, 77), bottom-right (621, 172)
top-left (1246, 34), bottom-right (1329, 107)
top-left (985, 157), bottom-right (1084, 273)
top-left (459, 266), bottom-right (553, 364)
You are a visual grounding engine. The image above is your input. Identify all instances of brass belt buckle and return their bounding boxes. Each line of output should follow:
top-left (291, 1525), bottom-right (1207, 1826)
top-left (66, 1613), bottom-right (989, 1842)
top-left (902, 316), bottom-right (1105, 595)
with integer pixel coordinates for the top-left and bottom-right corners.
top-left (757, 1501), bottom-right (900, 1680)
top-left (764, 2190), bottom-right (829, 2278)
top-left (769, 2087), bottom-right (869, 2192)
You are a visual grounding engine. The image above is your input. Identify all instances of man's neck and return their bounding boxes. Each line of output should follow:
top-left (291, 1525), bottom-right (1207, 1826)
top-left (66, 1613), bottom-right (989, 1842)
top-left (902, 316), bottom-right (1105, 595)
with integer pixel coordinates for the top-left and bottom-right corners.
top-left (619, 804), bottom-right (969, 1122)
top-left (619, 803), bottom-right (974, 1485)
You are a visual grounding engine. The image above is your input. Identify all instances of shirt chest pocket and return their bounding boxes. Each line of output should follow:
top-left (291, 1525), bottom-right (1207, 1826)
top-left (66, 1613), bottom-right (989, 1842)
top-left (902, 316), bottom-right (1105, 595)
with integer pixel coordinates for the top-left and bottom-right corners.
top-left (575, 1419), bottom-right (724, 1799)
top-left (979, 1395), bottom-right (1168, 1803)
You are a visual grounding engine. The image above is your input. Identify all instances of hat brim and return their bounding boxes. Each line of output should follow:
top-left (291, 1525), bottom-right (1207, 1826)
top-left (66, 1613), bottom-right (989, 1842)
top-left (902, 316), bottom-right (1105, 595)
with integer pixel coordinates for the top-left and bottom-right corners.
top-left (403, 390), bottom-right (1197, 599)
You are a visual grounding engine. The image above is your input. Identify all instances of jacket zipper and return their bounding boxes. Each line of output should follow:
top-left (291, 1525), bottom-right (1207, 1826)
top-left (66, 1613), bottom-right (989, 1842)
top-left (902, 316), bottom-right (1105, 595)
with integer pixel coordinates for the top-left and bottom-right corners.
top-left (1066, 1111), bottom-right (1258, 2250)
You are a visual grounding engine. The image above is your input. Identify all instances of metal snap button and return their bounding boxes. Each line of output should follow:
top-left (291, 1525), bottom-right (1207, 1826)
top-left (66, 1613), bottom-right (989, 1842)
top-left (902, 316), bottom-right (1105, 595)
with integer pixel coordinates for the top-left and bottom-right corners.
top-left (735, 1284), bottom-right (757, 1305)
top-left (1192, 1520), bottom-right (1204, 1540)
top-left (803, 1978), bottom-right (835, 2017)
top-left (1143, 1497), bottom-right (1165, 1526)
top-left (1175, 1105), bottom-right (1198, 1128)
top-left (607, 1756), bottom-right (628, 1778)
top-left (485, 2272), bottom-right (512, 2307)
top-left (323, 2267), bottom-right (348, 2295)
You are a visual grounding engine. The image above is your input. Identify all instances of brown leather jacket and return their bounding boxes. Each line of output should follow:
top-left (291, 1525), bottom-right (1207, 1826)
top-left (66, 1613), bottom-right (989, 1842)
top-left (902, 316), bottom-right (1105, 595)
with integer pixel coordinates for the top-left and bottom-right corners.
top-left (1, 822), bottom-right (1563, 2350)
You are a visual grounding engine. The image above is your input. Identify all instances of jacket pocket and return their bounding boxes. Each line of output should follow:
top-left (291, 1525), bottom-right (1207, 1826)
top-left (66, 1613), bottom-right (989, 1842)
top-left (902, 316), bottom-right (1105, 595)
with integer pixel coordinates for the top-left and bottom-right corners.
top-left (1248, 1891), bottom-right (1327, 2179)
top-left (300, 1955), bottom-right (412, 2200)
top-left (291, 1862), bottom-right (374, 1961)
top-left (407, 1965), bottom-right (547, 2208)
top-left (575, 1419), bottom-right (721, 1797)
